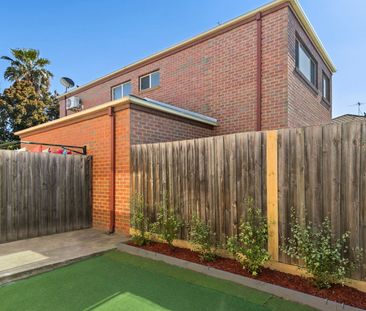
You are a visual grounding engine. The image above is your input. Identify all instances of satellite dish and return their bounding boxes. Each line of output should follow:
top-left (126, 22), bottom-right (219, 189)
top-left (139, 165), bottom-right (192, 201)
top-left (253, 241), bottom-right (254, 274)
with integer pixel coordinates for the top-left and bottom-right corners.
top-left (60, 77), bottom-right (75, 89)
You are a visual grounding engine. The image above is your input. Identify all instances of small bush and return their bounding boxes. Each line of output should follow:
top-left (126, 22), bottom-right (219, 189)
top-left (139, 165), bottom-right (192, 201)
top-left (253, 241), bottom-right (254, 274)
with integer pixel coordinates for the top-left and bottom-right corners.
top-left (227, 198), bottom-right (270, 276)
top-left (282, 209), bottom-right (363, 289)
top-left (189, 216), bottom-right (216, 262)
top-left (130, 193), bottom-right (149, 246)
top-left (151, 200), bottom-right (181, 248)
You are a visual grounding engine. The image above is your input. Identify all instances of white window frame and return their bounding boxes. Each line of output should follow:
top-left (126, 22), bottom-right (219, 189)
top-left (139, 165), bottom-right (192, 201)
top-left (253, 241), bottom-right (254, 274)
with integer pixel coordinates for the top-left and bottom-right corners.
top-left (111, 81), bottom-right (131, 100)
top-left (139, 71), bottom-right (160, 91)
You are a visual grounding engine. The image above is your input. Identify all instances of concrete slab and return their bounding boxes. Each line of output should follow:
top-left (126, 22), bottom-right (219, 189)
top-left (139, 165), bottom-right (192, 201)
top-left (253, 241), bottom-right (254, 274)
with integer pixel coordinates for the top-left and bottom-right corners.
top-left (0, 251), bottom-right (48, 272)
top-left (0, 229), bottom-right (127, 285)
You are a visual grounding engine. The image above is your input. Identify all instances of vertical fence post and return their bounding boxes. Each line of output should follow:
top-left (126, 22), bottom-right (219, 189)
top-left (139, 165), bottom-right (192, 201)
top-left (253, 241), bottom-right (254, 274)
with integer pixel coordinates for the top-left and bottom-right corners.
top-left (266, 130), bottom-right (279, 261)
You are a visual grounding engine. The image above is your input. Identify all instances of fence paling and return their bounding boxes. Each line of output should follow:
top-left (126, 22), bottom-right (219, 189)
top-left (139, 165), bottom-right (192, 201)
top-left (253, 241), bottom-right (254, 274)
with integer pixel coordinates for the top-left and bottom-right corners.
top-left (0, 150), bottom-right (92, 244)
top-left (131, 120), bottom-right (366, 281)
top-left (132, 131), bottom-right (267, 244)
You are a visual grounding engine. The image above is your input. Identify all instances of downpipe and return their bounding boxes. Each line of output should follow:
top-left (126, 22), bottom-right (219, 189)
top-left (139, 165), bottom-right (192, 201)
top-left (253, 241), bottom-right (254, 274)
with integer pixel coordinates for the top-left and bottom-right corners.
top-left (108, 107), bottom-right (116, 234)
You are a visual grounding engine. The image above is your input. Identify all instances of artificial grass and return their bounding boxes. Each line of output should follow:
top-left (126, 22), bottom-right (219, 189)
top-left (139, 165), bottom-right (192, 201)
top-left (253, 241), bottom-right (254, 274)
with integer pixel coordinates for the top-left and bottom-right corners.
top-left (0, 251), bottom-right (314, 311)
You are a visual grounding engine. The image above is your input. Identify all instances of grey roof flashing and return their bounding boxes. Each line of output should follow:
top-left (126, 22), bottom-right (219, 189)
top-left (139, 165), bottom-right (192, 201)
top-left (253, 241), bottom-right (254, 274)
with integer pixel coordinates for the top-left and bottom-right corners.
top-left (129, 95), bottom-right (218, 126)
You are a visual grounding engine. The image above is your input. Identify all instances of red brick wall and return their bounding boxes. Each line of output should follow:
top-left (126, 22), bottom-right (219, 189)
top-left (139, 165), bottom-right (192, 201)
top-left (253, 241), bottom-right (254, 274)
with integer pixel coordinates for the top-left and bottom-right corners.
top-left (287, 8), bottom-right (332, 127)
top-left (19, 108), bottom-right (131, 233)
top-left (18, 105), bottom-right (216, 234)
top-left (114, 109), bottom-right (131, 233)
top-left (130, 108), bottom-right (213, 145)
top-left (261, 8), bottom-right (289, 130)
top-left (59, 6), bottom-right (302, 135)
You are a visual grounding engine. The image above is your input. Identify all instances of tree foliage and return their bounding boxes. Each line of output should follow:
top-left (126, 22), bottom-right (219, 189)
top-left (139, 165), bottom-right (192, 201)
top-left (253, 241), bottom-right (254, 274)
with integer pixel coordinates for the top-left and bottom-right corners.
top-left (1, 48), bottom-right (53, 92)
top-left (0, 48), bottom-right (58, 144)
top-left (0, 81), bottom-right (58, 141)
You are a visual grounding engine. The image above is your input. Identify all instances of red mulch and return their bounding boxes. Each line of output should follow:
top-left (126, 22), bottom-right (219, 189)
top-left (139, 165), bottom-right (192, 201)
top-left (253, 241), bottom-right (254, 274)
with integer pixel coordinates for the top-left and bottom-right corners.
top-left (127, 241), bottom-right (366, 310)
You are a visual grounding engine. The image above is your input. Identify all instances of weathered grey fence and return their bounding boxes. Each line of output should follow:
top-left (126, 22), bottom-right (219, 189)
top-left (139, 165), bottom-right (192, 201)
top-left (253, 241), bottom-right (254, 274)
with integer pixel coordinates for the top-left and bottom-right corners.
top-left (131, 120), bottom-right (366, 280)
top-left (277, 122), bottom-right (366, 279)
top-left (131, 131), bottom-right (267, 245)
top-left (0, 150), bottom-right (92, 243)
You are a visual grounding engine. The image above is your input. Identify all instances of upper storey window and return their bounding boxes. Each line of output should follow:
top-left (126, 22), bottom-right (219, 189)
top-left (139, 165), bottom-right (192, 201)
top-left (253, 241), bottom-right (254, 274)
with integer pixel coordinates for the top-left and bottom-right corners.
top-left (322, 73), bottom-right (331, 103)
top-left (112, 81), bottom-right (131, 100)
top-left (140, 71), bottom-right (160, 91)
top-left (296, 39), bottom-right (317, 87)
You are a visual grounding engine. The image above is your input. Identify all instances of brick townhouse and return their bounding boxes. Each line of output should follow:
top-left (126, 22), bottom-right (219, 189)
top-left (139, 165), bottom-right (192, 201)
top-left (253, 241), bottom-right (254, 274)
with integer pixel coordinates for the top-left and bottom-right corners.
top-left (16, 0), bottom-right (336, 233)
top-left (58, 0), bottom-right (335, 135)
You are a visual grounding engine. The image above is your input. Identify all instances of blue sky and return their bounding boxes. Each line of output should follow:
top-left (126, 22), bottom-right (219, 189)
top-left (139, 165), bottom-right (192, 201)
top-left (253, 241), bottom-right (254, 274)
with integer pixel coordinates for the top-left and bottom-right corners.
top-left (1, 0), bottom-right (365, 117)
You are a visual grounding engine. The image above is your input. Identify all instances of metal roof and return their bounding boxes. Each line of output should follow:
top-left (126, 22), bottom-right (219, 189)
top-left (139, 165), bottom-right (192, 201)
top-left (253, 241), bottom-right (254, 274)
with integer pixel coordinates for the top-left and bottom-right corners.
top-left (331, 114), bottom-right (366, 125)
top-left (130, 95), bottom-right (217, 126)
top-left (15, 96), bottom-right (217, 137)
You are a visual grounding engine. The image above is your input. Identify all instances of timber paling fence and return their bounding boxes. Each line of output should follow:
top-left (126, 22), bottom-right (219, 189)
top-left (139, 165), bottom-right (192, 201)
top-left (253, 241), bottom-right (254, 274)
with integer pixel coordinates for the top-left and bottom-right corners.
top-left (131, 120), bottom-right (366, 280)
top-left (0, 150), bottom-right (92, 244)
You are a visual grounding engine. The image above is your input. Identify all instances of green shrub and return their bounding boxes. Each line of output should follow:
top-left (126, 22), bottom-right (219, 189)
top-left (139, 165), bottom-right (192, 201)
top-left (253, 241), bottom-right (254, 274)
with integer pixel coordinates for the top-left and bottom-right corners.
top-left (282, 209), bottom-right (363, 289)
top-left (130, 193), bottom-right (149, 246)
top-left (189, 215), bottom-right (216, 262)
top-left (151, 200), bottom-right (181, 248)
top-left (227, 198), bottom-right (270, 276)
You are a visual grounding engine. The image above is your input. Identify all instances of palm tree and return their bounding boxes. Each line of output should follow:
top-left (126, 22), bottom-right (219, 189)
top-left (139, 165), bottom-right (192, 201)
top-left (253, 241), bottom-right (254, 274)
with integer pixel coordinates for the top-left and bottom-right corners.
top-left (1, 48), bottom-right (53, 92)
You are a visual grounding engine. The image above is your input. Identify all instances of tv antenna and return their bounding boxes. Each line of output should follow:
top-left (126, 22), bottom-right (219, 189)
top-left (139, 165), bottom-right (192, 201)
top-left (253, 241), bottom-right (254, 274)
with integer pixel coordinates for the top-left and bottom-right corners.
top-left (349, 102), bottom-right (366, 115)
top-left (60, 77), bottom-right (75, 94)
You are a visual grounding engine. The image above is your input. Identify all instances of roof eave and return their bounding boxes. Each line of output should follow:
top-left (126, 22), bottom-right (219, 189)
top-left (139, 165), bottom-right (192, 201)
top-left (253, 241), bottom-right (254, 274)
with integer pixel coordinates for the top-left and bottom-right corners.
top-left (289, 0), bottom-right (336, 73)
top-left (130, 96), bottom-right (218, 126)
top-left (15, 96), bottom-right (217, 137)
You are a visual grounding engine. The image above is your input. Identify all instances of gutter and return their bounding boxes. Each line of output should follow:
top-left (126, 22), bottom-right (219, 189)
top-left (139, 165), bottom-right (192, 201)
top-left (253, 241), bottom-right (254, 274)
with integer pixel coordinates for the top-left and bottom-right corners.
top-left (256, 12), bottom-right (262, 131)
top-left (15, 96), bottom-right (217, 137)
top-left (130, 96), bottom-right (218, 126)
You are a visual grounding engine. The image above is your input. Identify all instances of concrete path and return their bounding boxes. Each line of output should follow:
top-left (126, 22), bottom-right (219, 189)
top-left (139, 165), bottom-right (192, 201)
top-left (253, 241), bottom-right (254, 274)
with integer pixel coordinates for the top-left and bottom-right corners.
top-left (0, 229), bottom-right (127, 285)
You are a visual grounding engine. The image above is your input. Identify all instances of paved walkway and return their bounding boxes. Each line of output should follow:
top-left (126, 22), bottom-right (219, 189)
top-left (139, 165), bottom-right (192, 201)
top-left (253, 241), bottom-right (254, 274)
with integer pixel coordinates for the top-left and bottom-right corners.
top-left (0, 229), bottom-right (127, 285)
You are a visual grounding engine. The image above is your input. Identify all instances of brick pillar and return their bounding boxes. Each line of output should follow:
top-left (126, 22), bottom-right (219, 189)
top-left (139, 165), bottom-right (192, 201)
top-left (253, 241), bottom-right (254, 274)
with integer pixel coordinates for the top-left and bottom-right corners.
top-left (115, 108), bottom-right (131, 234)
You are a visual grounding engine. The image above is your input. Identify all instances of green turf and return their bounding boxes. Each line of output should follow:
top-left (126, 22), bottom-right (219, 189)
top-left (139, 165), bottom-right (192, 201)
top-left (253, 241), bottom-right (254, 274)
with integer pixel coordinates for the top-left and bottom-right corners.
top-left (0, 251), bottom-right (314, 311)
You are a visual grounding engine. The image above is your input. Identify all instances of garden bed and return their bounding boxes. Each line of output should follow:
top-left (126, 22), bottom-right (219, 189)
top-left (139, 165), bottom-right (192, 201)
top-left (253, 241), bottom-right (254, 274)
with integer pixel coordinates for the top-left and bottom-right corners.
top-left (127, 241), bottom-right (366, 310)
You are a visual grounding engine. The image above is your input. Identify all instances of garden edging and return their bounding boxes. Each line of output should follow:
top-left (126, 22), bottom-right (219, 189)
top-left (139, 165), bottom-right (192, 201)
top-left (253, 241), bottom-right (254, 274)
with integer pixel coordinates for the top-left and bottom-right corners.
top-left (117, 243), bottom-right (362, 311)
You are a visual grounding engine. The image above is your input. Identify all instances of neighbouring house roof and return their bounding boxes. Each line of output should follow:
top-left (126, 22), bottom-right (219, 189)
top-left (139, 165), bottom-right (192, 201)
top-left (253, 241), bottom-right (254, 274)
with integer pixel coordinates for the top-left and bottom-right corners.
top-left (15, 96), bottom-right (218, 137)
top-left (332, 114), bottom-right (366, 124)
top-left (58, 0), bottom-right (336, 99)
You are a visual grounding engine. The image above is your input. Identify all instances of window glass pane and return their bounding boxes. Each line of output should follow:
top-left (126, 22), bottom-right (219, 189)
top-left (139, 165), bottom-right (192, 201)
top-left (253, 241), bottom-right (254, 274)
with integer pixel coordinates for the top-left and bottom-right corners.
top-left (151, 71), bottom-right (160, 88)
top-left (122, 82), bottom-right (131, 96)
top-left (112, 86), bottom-right (122, 100)
top-left (323, 75), bottom-right (330, 100)
top-left (310, 61), bottom-right (316, 85)
top-left (140, 75), bottom-right (150, 90)
top-left (298, 44), bottom-right (312, 82)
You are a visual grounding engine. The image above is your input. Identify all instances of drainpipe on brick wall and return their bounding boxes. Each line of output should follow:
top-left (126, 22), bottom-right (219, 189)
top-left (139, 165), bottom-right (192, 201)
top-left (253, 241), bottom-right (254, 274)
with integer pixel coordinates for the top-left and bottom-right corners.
top-left (64, 95), bottom-right (68, 117)
top-left (256, 12), bottom-right (262, 131)
top-left (108, 107), bottom-right (116, 234)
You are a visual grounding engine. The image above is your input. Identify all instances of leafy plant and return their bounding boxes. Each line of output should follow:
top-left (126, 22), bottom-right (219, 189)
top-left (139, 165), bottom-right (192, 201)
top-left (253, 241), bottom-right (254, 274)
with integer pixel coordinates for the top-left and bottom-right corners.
top-left (2, 48), bottom-right (53, 92)
top-left (130, 193), bottom-right (149, 246)
top-left (282, 209), bottom-right (363, 289)
top-left (151, 199), bottom-right (181, 248)
top-left (189, 215), bottom-right (217, 262)
top-left (227, 198), bottom-right (270, 276)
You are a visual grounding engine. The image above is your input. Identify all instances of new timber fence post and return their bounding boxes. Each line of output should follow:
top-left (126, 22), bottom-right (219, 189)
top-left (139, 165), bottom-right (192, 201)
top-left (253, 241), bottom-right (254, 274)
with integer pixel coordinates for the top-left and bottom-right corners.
top-left (266, 130), bottom-right (279, 261)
